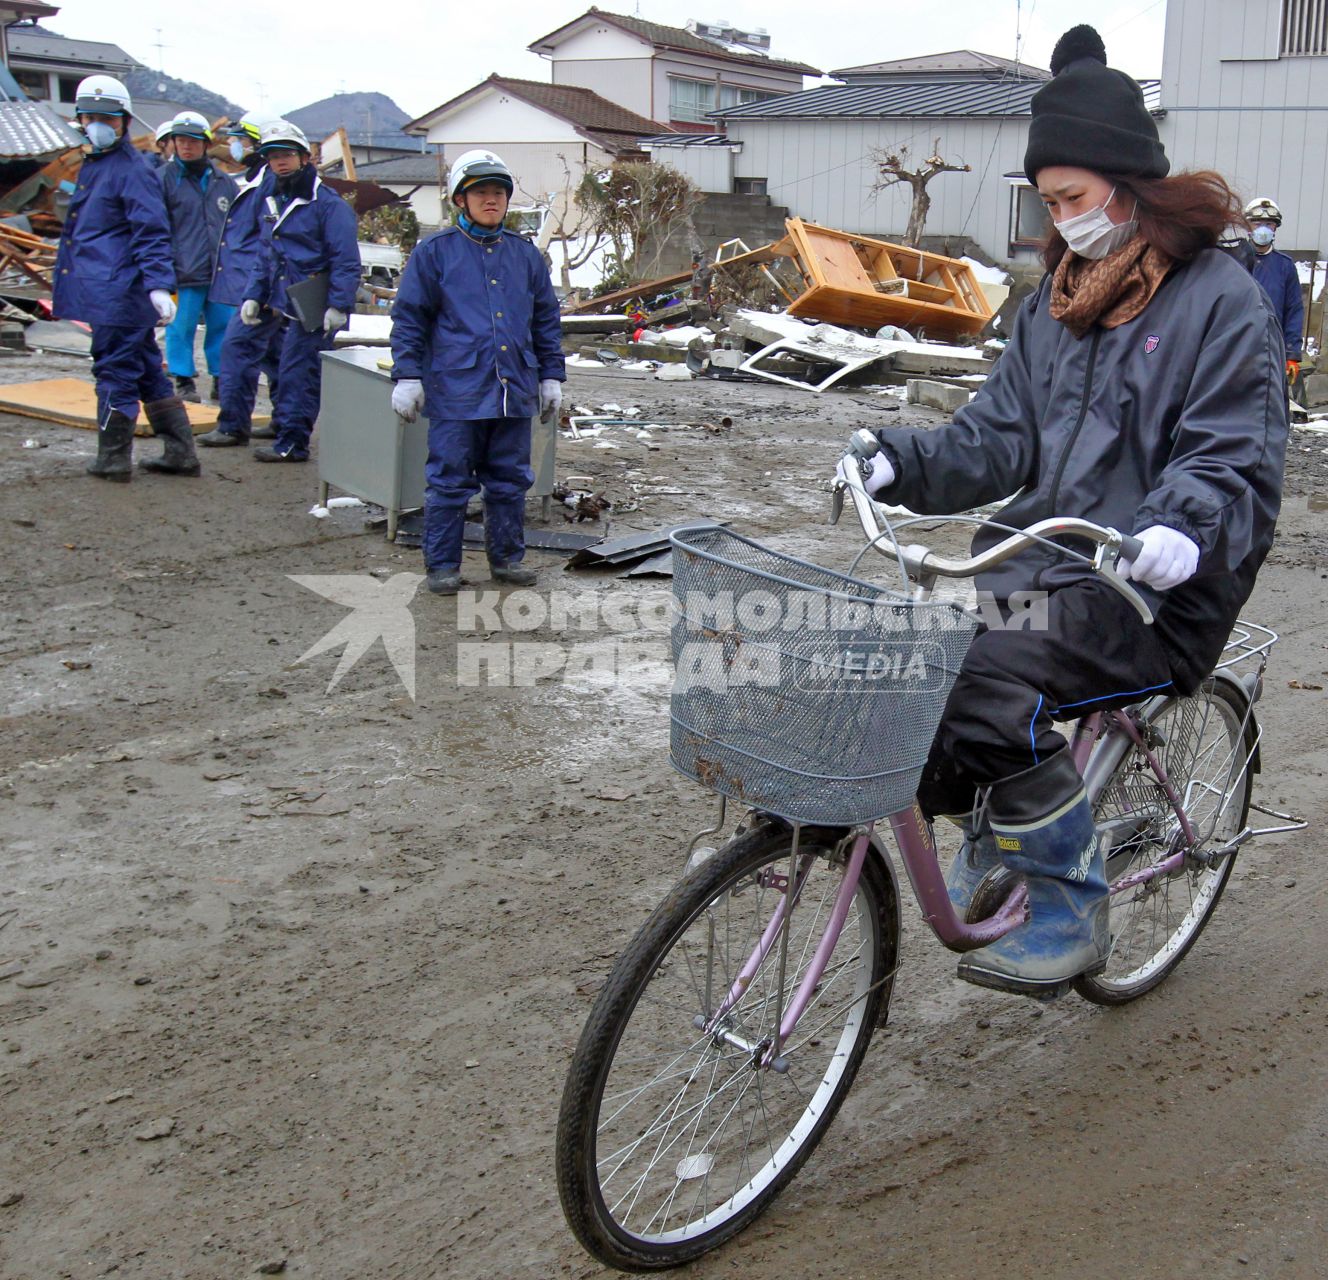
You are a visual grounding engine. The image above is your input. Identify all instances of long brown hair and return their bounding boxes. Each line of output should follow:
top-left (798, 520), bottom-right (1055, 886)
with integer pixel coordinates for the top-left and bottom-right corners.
top-left (1041, 170), bottom-right (1248, 272)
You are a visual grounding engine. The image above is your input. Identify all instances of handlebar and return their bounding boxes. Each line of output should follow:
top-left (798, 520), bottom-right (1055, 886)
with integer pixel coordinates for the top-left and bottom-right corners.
top-left (830, 432), bottom-right (1154, 625)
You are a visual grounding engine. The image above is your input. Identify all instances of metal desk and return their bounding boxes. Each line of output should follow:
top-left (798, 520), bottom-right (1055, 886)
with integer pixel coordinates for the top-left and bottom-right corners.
top-left (317, 347), bottom-right (556, 539)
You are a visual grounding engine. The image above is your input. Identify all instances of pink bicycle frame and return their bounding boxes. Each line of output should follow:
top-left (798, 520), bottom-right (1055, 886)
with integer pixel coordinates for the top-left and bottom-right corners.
top-left (707, 705), bottom-right (1203, 1065)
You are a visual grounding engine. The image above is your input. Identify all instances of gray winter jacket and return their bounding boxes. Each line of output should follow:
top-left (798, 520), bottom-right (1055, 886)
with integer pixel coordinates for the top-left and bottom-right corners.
top-left (873, 248), bottom-right (1288, 692)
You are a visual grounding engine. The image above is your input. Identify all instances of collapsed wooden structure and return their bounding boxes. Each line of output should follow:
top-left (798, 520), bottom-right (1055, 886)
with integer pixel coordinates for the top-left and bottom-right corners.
top-left (566, 217), bottom-right (994, 340)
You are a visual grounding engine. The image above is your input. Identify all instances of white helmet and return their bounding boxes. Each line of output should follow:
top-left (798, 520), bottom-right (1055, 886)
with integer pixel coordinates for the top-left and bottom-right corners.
top-left (74, 74), bottom-right (131, 116)
top-left (258, 119), bottom-right (310, 155)
top-left (154, 121), bottom-right (175, 144)
top-left (1244, 196), bottom-right (1282, 226)
top-left (167, 110), bottom-right (214, 142)
top-left (448, 149), bottom-right (514, 203)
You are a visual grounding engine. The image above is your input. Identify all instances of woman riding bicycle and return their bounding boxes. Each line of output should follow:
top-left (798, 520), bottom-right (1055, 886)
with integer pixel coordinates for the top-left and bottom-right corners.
top-left (856, 24), bottom-right (1288, 999)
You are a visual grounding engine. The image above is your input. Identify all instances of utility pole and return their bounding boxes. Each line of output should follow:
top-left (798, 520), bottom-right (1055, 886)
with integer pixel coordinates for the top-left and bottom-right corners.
top-left (153, 27), bottom-right (167, 73)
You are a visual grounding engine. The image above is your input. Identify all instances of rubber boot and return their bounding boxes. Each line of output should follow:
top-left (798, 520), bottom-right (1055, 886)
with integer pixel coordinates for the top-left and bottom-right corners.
top-left (86, 408), bottom-right (135, 482)
top-left (945, 817), bottom-right (1001, 917)
top-left (490, 562), bottom-right (537, 586)
top-left (210, 375), bottom-right (222, 404)
top-left (426, 569), bottom-right (463, 595)
top-left (957, 750), bottom-right (1109, 999)
top-left (140, 396), bottom-right (201, 476)
top-left (175, 375), bottom-right (201, 403)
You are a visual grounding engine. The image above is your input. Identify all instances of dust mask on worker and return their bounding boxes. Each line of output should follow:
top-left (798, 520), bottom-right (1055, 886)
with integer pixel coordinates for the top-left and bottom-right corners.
top-left (1054, 187), bottom-right (1138, 260)
top-left (83, 121), bottom-right (117, 152)
top-left (1251, 225), bottom-right (1276, 247)
top-left (228, 138), bottom-right (247, 163)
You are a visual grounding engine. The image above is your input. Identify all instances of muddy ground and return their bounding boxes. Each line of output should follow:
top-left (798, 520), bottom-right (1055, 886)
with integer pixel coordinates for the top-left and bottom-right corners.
top-left (2, 348), bottom-right (1327, 1280)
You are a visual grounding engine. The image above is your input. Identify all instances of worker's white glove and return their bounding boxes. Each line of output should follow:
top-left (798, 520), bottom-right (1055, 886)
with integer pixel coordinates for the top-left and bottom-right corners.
top-left (240, 299), bottom-right (262, 327)
top-left (149, 289), bottom-right (176, 325)
top-left (863, 450), bottom-right (896, 496)
top-left (539, 378), bottom-right (562, 424)
top-left (392, 378), bottom-right (425, 423)
top-left (323, 307), bottom-right (348, 334)
top-left (1120, 525), bottom-right (1200, 591)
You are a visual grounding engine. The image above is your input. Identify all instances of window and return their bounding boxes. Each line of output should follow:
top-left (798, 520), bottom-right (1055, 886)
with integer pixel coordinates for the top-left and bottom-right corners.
top-left (1009, 184), bottom-right (1051, 250)
top-left (668, 77), bottom-right (715, 123)
top-left (734, 177), bottom-right (767, 196)
top-left (12, 68), bottom-right (48, 100)
top-left (718, 85), bottom-right (775, 109)
top-left (57, 75), bottom-right (82, 103)
top-left (1281, 0), bottom-right (1328, 55)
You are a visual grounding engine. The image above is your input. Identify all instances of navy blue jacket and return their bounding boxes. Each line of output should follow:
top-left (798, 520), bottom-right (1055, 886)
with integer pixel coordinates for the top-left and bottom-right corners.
top-left (1250, 247), bottom-right (1304, 359)
top-left (390, 225), bottom-right (564, 420)
top-left (874, 249), bottom-right (1287, 693)
top-left (244, 173), bottom-right (360, 318)
top-left (53, 135), bottom-right (175, 328)
top-left (211, 165), bottom-right (273, 308)
top-left (159, 158), bottom-right (238, 290)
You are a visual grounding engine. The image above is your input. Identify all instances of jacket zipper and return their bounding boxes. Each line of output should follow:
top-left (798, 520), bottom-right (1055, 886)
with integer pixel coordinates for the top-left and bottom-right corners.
top-left (1046, 327), bottom-right (1102, 515)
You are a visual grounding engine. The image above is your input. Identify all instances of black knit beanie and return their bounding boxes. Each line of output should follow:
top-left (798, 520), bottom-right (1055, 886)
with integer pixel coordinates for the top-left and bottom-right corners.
top-left (1023, 25), bottom-right (1168, 181)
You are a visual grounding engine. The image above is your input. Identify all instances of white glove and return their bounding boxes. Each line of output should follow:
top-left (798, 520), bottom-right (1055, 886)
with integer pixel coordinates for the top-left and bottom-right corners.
top-left (240, 299), bottom-right (262, 327)
top-left (539, 378), bottom-right (562, 424)
top-left (1120, 525), bottom-right (1200, 591)
top-left (392, 378), bottom-right (425, 423)
top-left (323, 307), bottom-right (348, 334)
top-left (149, 289), bottom-right (176, 324)
top-left (864, 450), bottom-right (896, 496)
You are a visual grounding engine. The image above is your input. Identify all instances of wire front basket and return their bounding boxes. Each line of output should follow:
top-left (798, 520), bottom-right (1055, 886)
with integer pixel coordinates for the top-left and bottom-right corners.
top-left (669, 525), bottom-right (979, 825)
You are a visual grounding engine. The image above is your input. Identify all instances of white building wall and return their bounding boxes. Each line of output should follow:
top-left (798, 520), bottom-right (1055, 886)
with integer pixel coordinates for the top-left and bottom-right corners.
top-left (432, 140), bottom-right (613, 212)
top-left (653, 52), bottom-right (806, 127)
top-left (1159, 0), bottom-right (1328, 253)
top-left (724, 115), bottom-right (1042, 265)
top-left (552, 58), bottom-right (655, 119)
top-left (423, 92), bottom-right (584, 146)
top-left (646, 143), bottom-right (736, 193)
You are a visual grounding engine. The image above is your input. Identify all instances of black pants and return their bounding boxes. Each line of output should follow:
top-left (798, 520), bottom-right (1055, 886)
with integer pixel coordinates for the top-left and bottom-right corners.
top-left (917, 577), bottom-right (1175, 817)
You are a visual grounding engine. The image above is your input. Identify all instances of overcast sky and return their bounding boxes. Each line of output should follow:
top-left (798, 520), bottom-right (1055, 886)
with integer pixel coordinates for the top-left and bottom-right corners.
top-left (55, 0), bottom-right (1167, 122)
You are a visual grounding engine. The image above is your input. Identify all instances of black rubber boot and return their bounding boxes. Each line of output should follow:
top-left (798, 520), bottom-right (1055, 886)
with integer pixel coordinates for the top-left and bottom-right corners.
top-left (175, 375), bottom-right (201, 403)
top-left (86, 408), bottom-right (136, 482)
top-left (426, 569), bottom-right (463, 595)
top-left (197, 428), bottom-right (245, 447)
top-left (490, 562), bottom-right (538, 586)
top-left (140, 395), bottom-right (201, 476)
top-left (210, 375), bottom-right (222, 404)
top-left (250, 423), bottom-right (277, 439)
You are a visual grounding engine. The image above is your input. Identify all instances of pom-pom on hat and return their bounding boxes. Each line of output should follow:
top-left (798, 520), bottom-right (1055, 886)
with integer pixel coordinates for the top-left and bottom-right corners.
top-left (1023, 24), bottom-right (1168, 182)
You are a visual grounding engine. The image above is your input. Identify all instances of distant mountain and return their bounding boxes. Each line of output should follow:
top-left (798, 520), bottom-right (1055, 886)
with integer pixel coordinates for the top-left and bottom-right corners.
top-left (286, 92), bottom-right (415, 146)
top-left (123, 67), bottom-right (246, 122)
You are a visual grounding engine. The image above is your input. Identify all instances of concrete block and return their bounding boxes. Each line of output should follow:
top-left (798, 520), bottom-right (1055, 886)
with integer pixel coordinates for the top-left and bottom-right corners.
top-left (1304, 371), bottom-right (1328, 409)
top-left (906, 379), bottom-right (972, 413)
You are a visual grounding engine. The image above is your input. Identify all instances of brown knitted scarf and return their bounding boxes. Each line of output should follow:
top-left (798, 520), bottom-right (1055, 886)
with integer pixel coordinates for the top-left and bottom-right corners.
top-left (1049, 237), bottom-right (1174, 338)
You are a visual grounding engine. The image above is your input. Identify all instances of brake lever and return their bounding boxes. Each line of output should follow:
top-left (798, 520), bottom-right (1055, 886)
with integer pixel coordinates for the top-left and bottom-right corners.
top-left (1092, 540), bottom-right (1155, 625)
top-left (828, 479), bottom-right (845, 526)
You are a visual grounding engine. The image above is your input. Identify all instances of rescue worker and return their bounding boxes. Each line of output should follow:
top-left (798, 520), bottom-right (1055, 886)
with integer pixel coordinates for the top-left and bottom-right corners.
top-left (54, 75), bottom-right (199, 482)
top-left (239, 120), bottom-right (360, 463)
top-left (159, 110), bottom-right (238, 402)
top-left (389, 149), bottom-right (564, 594)
top-left (853, 25), bottom-right (1286, 999)
top-left (150, 121), bottom-right (174, 169)
top-left (1244, 196), bottom-right (1305, 391)
top-left (197, 118), bottom-right (285, 448)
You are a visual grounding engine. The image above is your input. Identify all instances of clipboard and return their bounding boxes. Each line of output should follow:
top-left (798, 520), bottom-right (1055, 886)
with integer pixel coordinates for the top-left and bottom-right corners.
top-left (286, 271), bottom-right (329, 333)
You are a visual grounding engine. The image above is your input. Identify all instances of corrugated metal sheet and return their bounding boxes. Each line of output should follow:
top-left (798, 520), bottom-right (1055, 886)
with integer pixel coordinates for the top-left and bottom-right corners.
top-left (0, 100), bottom-right (82, 160)
top-left (715, 78), bottom-right (1161, 121)
top-left (639, 133), bottom-right (732, 147)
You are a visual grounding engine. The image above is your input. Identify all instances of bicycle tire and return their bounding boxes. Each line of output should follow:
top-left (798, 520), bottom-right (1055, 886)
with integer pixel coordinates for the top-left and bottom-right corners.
top-left (1073, 678), bottom-right (1255, 1005)
top-left (556, 822), bottom-right (897, 1271)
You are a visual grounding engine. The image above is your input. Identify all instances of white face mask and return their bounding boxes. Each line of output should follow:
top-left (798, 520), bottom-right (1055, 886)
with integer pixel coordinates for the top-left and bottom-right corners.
top-left (83, 121), bottom-right (117, 152)
top-left (1054, 187), bottom-right (1138, 260)
top-left (1251, 224), bottom-right (1276, 247)
top-left (228, 138), bottom-right (248, 163)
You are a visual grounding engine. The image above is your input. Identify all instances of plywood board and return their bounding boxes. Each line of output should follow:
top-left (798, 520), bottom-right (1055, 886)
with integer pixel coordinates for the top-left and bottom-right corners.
top-left (0, 378), bottom-right (270, 436)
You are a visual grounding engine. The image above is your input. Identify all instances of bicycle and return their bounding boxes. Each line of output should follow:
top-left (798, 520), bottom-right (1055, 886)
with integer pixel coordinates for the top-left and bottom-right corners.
top-left (555, 435), bottom-right (1301, 1271)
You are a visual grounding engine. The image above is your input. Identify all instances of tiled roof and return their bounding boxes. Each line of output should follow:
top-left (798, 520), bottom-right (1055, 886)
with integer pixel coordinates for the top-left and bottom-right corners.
top-left (833, 50), bottom-right (1050, 80)
top-left (528, 9), bottom-right (819, 76)
top-left (715, 77), bottom-right (1162, 120)
top-left (0, 99), bottom-right (82, 159)
top-left (407, 76), bottom-right (667, 154)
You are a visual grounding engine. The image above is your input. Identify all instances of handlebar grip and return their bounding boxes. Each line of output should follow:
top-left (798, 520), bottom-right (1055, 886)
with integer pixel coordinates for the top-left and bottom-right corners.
top-left (1118, 534), bottom-right (1145, 563)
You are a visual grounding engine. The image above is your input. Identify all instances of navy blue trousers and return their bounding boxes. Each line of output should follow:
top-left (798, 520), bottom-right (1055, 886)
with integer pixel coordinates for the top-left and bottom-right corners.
top-left (90, 324), bottom-right (173, 423)
top-left (216, 310), bottom-right (284, 440)
top-left (271, 322), bottom-right (335, 457)
top-left (423, 416), bottom-right (533, 571)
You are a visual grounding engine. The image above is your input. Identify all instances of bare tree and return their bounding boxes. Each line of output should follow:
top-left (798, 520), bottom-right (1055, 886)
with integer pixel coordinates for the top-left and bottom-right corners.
top-left (545, 153), bottom-right (608, 291)
top-left (576, 161), bottom-right (702, 281)
top-left (871, 138), bottom-right (971, 247)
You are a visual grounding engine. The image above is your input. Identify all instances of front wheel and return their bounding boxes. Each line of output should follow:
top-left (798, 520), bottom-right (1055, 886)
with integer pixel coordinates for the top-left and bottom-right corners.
top-left (1074, 678), bottom-right (1255, 1005)
top-left (556, 823), bottom-right (897, 1270)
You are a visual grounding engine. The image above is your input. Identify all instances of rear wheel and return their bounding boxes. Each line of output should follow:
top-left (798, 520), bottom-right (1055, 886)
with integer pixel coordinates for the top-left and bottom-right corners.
top-left (1074, 679), bottom-right (1255, 1005)
top-left (556, 822), bottom-right (897, 1270)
